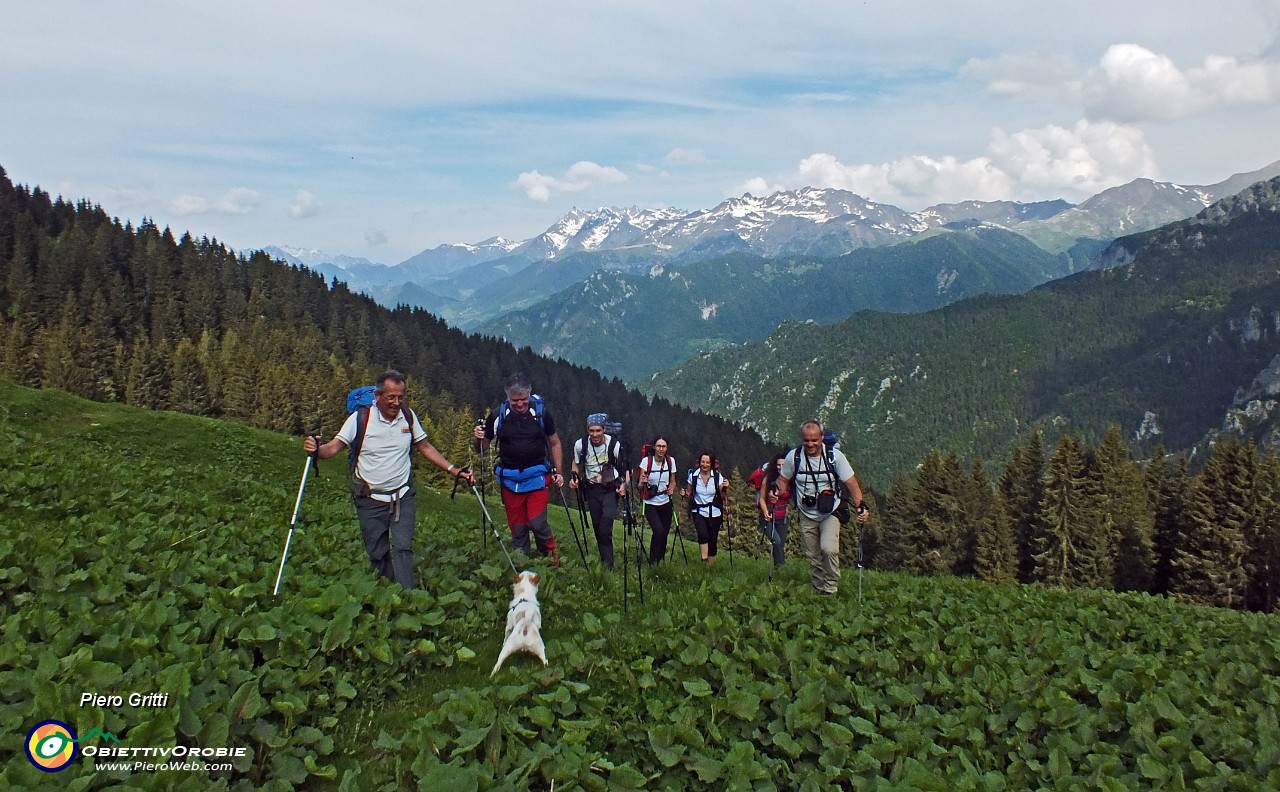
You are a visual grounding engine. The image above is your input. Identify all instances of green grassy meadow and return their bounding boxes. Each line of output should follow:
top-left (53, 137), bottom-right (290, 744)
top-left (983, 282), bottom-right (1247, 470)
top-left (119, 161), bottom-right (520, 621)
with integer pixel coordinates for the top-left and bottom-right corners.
top-left (2, 379), bottom-right (1279, 791)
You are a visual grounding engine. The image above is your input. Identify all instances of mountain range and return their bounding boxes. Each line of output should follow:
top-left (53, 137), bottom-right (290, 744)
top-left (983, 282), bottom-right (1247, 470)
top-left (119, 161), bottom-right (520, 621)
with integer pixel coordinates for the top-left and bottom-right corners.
top-left (270, 161), bottom-right (1280, 381)
top-left (650, 175), bottom-right (1280, 489)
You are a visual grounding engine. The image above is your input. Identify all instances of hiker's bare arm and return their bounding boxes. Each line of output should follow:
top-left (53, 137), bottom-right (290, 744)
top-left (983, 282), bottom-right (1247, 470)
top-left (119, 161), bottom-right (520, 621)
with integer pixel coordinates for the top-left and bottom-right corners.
top-left (304, 435), bottom-right (346, 460)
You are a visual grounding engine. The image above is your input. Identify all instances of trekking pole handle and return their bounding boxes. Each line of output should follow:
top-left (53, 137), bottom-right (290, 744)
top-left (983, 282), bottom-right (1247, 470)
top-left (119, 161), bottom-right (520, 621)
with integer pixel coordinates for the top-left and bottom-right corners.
top-left (307, 433), bottom-right (321, 476)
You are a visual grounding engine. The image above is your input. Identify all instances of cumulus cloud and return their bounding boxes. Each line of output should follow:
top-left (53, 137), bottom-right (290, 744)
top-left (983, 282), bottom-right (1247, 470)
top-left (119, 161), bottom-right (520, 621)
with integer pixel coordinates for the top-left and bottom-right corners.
top-left (513, 160), bottom-right (627, 201)
top-left (735, 176), bottom-right (786, 197)
top-left (767, 119), bottom-right (1156, 207)
top-left (167, 188), bottom-right (260, 216)
top-left (289, 189), bottom-right (321, 219)
top-left (1084, 43), bottom-right (1280, 122)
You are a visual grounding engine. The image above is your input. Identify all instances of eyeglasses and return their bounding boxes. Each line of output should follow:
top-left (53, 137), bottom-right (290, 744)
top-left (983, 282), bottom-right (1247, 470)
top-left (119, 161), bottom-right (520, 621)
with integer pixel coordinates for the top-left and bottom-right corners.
top-left (381, 393), bottom-right (406, 403)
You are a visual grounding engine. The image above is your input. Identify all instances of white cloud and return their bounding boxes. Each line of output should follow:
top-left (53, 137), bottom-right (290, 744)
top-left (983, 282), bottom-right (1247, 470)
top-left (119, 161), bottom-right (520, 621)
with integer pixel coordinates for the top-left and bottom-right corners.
top-left (1084, 43), bottom-right (1280, 122)
top-left (960, 51), bottom-right (1083, 103)
top-left (364, 228), bottom-right (388, 247)
top-left (167, 188), bottom-right (260, 217)
top-left (988, 119), bottom-right (1157, 192)
top-left (735, 176), bottom-right (785, 197)
top-left (767, 119), bottom-right (1156, 207)
top-left (664, 147), bottom-right (708, 166)
top-left (289, 190), bottom-right (321, 219)
top-left (513, 160), bottom-right (628, 202)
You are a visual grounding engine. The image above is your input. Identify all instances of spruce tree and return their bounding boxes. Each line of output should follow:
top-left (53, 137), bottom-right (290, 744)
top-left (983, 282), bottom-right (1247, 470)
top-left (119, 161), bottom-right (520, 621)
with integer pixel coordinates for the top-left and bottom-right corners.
top-left (1089, 425), bottom-right (1154, 592)
top-left (169, 337), bottom-right (211, 415)
top-left (1170, 439), bottom-right (1252, 608)
top-left (1033, 434), bottom-right (1090, 588)
top-left (1168, 473), bottom-right (1246, 608)
top-left (1245, 454), bottom-right (1280, 612)
top-left (907, 449), bottom-right (961, 575)
top-left (34, 294), bottom-right (88, 397)
top-left (876, 473), bottom-right (920, 571)
top-left (974, 491), bottom-right (1018, 584)
top-left (999, 430), bottom-right (1045, 583)
top-left (1146, 447), bottom-right (1191, 596)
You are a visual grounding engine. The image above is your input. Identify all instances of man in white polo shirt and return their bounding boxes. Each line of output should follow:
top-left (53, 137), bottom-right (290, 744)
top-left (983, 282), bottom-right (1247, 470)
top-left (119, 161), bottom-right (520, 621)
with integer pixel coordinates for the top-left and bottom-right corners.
top-left (305, 370), bottom-right (471, 588)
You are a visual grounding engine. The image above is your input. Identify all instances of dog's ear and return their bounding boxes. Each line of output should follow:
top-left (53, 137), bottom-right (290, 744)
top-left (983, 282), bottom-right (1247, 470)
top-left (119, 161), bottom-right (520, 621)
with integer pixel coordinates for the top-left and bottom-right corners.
top-left (531, 573), bottom-right (541, 585)
top-left (513, 573), bottom-right (523, 584)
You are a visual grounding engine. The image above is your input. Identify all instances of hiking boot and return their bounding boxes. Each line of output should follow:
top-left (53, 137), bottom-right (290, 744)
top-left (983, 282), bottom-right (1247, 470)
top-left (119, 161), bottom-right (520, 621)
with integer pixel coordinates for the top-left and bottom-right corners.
top-left (550, 548), bottom-right (560, 568)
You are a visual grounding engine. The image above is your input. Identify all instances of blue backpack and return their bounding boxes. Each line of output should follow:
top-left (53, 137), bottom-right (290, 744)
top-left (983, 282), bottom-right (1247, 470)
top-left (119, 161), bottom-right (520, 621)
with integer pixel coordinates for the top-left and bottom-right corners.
top-left (346, 386), bottom-right (415, 471)
top-left (492, 392), bottom-right (546, 436)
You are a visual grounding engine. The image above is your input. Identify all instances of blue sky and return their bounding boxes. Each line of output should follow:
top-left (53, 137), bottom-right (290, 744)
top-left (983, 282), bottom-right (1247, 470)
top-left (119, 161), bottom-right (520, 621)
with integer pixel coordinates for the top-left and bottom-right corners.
top-left (5, 1), bottom-right (1280, 264)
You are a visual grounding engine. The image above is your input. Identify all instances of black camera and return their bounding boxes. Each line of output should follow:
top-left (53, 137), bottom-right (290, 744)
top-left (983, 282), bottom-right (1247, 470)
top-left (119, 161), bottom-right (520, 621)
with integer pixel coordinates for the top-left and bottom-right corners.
top-left (646, 484), bottom-right (660, 498)
top-left (801, 494), bottom-right (816, 507)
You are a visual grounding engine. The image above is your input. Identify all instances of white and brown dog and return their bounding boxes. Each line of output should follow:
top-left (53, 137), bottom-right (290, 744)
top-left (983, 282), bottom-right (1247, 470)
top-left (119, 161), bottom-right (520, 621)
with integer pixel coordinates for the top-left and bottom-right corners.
top-left (491, 570), bottom-right (548, 675)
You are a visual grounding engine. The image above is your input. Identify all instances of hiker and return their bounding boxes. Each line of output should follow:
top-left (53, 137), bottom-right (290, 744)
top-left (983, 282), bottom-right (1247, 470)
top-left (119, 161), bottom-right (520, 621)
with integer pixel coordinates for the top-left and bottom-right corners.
top-left (682, 450), bottom-right (729, 563)
top-left (774, 420), bottom-right (870, 595)
top-left (568, 412), bottom-right (628, 570)
top-left (475, 372), bottom-right (565, 566)
top-left (750, 451), bottom-right (789, 566)
top-left (304, 370), bottom-right (471, 589)
top-left (637, 436), bottom-right (678, 564)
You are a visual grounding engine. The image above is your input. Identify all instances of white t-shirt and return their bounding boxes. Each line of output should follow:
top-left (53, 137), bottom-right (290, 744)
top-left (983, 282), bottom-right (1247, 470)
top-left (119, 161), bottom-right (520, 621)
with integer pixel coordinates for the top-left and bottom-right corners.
top-left (779, 447), bottom-right (854, 520)
top-left (337, 406), bottom-right (427, 501)
top-left (639, 455), bottom-right (676, 506)
top-left (686, 469), bottom-right (724, 518)
top-left (574, 435), bottom-right (621, 484)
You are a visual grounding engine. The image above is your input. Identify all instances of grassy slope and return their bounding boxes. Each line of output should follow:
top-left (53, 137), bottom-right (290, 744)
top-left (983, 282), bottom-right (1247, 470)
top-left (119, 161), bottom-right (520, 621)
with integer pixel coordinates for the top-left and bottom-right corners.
top-left (3, 379), bottom-right (1279, 791)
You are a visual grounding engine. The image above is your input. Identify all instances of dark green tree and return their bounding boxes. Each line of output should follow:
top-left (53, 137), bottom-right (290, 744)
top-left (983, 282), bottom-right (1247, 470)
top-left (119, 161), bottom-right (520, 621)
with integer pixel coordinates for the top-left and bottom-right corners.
top-left (1168, 473), bottom-right (1246, 608)
top-left (1146, 447), bottom-right (1191, 595)
top-left (1089, 425), bottom-right (1154, 592)
top-left (1033, 434), bottom-right (1092, 588)
top-left (999, 430), bottom-right (1045, 583)
top-left (1245, 454), bottom-right (1280, 612)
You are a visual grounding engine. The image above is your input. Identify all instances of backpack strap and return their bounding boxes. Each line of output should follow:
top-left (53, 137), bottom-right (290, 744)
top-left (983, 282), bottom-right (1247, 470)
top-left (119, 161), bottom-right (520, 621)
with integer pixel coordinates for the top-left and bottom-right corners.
top-left (349, 406), bottom-right (374, 472)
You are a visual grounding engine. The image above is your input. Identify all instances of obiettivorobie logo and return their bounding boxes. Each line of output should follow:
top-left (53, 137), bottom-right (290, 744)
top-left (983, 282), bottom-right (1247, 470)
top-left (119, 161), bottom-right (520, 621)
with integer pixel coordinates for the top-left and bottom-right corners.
top-left (24, 721), bottom-right (121, 772)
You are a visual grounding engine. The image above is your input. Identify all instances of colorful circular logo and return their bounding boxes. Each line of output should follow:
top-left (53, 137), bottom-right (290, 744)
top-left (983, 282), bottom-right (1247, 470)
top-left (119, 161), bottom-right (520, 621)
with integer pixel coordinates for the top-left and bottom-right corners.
top-left (25, 720), bottom-right (78, 772)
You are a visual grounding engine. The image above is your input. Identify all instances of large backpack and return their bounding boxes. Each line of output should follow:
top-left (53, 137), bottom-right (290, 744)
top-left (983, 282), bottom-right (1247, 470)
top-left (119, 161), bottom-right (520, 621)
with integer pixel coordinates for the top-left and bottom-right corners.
top-left (346, 385), bottom-right (415, 473)
top-left (788, 432), bottom-right (850, 523)
top-left (493, 393), bottom-right (546, 436)
top-left (578, 434), bottom-right (623, 482)
top-left (686, 467), bottom-right (724, 515)
top-left (491, 393), bottom-right (553, 491)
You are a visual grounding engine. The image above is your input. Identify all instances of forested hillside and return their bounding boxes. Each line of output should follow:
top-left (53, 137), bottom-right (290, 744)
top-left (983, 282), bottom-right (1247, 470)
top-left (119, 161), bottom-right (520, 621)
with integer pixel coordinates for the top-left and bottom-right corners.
top-left (0, 166), bottom-right (771, 473)
top-left (481, 224), bottom-right (1084, 381)
top-left (657, 176), bottom-right (1280, 489)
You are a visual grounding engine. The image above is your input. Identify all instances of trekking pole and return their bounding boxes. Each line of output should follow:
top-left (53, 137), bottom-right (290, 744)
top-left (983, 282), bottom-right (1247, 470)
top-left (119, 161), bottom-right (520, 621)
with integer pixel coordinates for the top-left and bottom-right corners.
top-left (764, 517), bottom-right (780, 583)
top-left (555, 483), bottom-right (590, 566)
top-left (620, 489), bottom-right (644, 611)
top-left (724, 492), bottom-right (734, 569)
top-left (465, 471), bottom-right (519, 576)
top-left (621, 489), bottom-right (630, 612)
top-left (273, 438), bottom-right (319, 596)
top-left (670, 496), bottom-right (690, 564)
top-left (857, 522), bottom-right (865, 605)
top-left (572, 474), bottom-right (595, 561)
top-left (628, 490), bottom-right (645, 603)
top-left (475, 417), bottom-right (488, 549)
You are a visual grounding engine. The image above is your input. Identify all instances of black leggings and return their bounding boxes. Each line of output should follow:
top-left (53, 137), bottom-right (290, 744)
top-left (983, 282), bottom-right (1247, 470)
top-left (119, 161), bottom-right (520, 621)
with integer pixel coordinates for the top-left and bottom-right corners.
top-left (644, 501), bottom-right (673, 563)
top-left (692, 511), bottom-right (722, 557)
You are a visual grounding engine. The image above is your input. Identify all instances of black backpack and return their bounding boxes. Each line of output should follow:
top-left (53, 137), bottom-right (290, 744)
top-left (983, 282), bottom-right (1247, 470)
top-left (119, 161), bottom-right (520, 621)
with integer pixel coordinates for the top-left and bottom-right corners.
top-left (578, 435), bottom-right (623, 482)
top-left (686, 467), bottom-right (724, 515)
top-left (788, 437), bottom-right (851, 524)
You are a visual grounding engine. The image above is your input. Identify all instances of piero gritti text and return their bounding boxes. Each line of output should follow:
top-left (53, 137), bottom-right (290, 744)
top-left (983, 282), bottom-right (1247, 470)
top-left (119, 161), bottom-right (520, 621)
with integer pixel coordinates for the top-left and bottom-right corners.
top-left (81, 692), bottom-right (171, 708)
